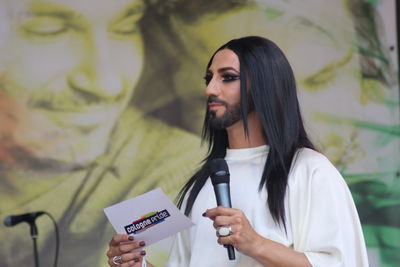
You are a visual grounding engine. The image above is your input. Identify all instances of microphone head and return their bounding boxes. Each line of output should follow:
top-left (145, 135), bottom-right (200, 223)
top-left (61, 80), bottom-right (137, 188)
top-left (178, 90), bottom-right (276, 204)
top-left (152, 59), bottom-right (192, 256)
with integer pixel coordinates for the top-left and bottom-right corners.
top-left (3, 216), bottom-right (12, 227)
top-left (209, 158), bottom-right (230, 185)
top-left (3, 211), bottom-right (45, 227)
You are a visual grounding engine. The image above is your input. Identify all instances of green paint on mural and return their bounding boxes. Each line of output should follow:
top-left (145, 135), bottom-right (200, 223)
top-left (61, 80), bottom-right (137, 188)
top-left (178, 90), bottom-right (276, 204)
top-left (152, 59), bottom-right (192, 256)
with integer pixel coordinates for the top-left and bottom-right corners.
top-left (366, 0), bottom-right (379, 7)
top-left (343, 171), bottom-right (397, 183)
top-left (302, 50), bottom-right (353, 91)
top-left (264, 7), bottom-right (285, 20)
top-left (356, 44), bottom-right (389, 64)
top-left (315, 113), bottom-right (400, 136)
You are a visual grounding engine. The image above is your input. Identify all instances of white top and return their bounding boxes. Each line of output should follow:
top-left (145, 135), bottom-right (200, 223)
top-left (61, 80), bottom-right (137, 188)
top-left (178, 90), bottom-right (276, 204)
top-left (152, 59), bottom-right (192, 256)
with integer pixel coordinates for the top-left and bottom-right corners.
top-left (166, 146), bottom-right (369, 267)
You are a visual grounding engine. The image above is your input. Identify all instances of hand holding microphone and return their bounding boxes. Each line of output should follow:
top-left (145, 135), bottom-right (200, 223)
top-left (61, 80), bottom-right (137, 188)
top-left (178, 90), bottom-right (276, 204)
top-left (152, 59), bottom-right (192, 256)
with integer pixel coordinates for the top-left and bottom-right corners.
top-left (204, 158), bottom-right (264, 260)
top-left (208, 158), bottom-right (235, 260)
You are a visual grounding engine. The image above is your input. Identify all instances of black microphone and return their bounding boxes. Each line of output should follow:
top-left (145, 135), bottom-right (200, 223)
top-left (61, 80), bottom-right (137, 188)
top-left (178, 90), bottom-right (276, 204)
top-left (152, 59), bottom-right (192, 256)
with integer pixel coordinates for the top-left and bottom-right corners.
top-left (209, 158), bottom-right (235, 260)
top-left (3, 211), bottom-right (45, 227)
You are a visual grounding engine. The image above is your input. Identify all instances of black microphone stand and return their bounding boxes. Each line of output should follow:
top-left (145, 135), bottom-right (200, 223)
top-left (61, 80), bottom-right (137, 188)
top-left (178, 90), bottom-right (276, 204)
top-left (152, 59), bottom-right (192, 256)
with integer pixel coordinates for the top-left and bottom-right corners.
top-left (29, 220), bottom-right (40, 267)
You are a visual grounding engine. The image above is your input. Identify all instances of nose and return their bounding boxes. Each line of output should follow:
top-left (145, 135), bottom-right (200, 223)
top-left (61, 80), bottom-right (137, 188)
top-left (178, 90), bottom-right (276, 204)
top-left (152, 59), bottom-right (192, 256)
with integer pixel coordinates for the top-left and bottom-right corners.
top-left (205, 77), bottom-right (220, 98)
top-left (67, 30), bottom-right (124, 100)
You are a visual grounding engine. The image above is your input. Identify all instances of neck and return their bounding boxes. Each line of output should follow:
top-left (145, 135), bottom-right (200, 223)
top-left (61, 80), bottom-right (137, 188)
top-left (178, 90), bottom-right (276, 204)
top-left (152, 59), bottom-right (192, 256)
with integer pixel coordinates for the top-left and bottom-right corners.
top-left (226, 112), bottom-right (267, 149)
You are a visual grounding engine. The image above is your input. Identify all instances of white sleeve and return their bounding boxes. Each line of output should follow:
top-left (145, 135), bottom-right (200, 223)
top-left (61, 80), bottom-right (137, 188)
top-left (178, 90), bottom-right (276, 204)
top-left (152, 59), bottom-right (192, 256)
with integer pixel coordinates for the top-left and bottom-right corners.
top-left (165, 229), bottom-right (191, 267)
top-left (288, 151), bottom-right (369, 267)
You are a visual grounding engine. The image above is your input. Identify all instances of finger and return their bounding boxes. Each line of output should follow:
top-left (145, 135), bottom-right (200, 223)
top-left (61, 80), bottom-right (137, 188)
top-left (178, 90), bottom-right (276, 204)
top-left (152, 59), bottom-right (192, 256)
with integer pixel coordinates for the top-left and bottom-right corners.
top-left (216, 215), bottom-right (245, 228)
top-left (216, 224), bottom-right (237, 239)
top-left (109, 250), bottom-right (146, 267)
top-left (121, 258), bottom-right (142, 267)
top-left (121, 250), bottom-right (146, 263)
top-left (203, 206), bottom-right (238, 219)
top-left (120, 259), bottom-right (138, 267)
top-left (109, 234), bottom-right (134, 246)
top-left (212, 215), bottom-right (235, 228)
top-left (108, 255), bottom-right (123, 267)
top-left (123, 260), bottom-right (143, 267)
top-left (107, 240), bottom-right (145, 261)
top-left (217, 234), bottom-right (236, 247)
top-left (107, 245), bottom-right (126, 259)
top-left (119, 240), bottom-right (146, 254)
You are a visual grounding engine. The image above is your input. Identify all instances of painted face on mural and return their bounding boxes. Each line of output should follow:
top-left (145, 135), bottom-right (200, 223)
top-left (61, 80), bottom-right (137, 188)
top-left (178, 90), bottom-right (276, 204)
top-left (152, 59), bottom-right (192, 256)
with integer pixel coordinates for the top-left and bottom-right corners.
top-left (0, 0), bottom-right (145, 168)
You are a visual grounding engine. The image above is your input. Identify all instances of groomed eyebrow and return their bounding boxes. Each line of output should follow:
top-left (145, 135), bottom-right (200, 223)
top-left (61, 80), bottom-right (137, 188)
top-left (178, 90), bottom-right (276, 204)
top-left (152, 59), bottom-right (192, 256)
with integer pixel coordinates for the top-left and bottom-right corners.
top-left (207, 67), bottom-right (240, 74)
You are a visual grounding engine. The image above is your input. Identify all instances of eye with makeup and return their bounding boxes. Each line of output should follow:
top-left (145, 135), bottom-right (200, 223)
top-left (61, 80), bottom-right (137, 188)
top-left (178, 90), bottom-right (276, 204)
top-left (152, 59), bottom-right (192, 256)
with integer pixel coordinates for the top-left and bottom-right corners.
top-left (221, 73), bottom-right (240, 82)
top-left (204, 72), bottom-right (240, 85)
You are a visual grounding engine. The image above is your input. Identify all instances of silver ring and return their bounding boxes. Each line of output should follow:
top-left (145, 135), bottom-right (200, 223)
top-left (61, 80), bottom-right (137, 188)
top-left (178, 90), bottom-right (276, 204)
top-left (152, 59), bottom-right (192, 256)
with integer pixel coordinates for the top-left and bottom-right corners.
top-left (217, 226), bottom-right (233, 237)
top-left (112, 255), bottom-right (122, 265)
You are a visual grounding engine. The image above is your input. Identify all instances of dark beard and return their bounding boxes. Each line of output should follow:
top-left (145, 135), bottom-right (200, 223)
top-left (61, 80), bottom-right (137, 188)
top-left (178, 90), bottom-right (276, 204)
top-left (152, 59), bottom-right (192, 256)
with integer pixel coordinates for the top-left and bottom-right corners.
top-left (208, 101), bottom-right (242, 129)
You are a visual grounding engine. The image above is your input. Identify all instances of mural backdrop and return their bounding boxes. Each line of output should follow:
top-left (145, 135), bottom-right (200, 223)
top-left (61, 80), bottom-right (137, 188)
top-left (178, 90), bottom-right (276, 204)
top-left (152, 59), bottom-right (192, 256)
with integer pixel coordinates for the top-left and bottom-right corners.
top-left (0, 0), bottom-right (398, 266)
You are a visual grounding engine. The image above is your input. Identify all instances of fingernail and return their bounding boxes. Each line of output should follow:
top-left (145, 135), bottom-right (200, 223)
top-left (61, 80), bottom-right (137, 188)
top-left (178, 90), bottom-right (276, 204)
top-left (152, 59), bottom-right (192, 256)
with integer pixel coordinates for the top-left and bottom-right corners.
top-left (202, 212), bottom-right (206, 217)
top-left (134, 258), bottom-right (140, 262)
top-left (139, 241), bottom-right (146, 247)
top-left (140, 251), bottom-right (146, 256)
top-left (128, 235), bottom-right (134, 241)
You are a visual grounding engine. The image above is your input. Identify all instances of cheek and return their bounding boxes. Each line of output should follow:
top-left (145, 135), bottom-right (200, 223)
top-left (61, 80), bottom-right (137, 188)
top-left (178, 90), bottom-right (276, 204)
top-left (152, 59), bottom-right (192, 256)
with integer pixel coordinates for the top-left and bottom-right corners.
top-left (4, 35), bottom-right (85, 92)
top-left (109, 38), bottom-right (144, 87)
top-left (4, 33), bottom-right (145, 94)
top-left (225, 84), bottom-right (241, 104)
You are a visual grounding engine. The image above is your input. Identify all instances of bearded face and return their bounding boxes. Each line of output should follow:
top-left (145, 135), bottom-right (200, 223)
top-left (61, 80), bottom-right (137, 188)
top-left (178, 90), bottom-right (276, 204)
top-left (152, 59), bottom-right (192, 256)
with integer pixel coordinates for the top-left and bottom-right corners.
top-left (207, 96), bottom-right (242, 130)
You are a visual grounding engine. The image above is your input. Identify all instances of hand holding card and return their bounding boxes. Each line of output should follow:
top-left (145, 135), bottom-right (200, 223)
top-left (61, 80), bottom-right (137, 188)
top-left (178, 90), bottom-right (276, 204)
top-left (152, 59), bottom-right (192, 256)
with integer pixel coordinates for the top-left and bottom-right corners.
top-left (104, 188), bottom-right (194, 247)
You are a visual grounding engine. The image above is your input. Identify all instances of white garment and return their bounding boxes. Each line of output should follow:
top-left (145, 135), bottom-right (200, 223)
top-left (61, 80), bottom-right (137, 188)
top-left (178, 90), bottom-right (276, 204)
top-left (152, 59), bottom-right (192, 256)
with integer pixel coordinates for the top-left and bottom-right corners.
top-left (166, 145), bottom-right (369, 267)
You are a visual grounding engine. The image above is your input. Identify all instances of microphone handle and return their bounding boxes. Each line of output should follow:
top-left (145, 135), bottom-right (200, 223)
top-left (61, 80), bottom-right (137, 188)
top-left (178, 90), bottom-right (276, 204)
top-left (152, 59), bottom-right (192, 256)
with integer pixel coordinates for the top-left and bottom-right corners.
top-left (213, 183), bottom-right (232, 207)
top-left (227, 246), bottom-right (235, 260)
top-left (213, 183), bottom-right (235, 260)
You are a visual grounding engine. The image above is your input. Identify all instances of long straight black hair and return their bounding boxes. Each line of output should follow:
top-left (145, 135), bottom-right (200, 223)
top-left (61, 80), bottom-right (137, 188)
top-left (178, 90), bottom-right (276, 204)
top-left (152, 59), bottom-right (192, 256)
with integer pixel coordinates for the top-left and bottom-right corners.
top-left (176, 36), bottom-right (314, 227)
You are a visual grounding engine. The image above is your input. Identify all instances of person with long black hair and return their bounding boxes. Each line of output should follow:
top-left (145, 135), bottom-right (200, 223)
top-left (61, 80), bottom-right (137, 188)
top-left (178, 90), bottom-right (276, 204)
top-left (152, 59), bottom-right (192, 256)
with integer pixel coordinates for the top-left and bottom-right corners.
top-left (106, 36), bottom-right (368, 267)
